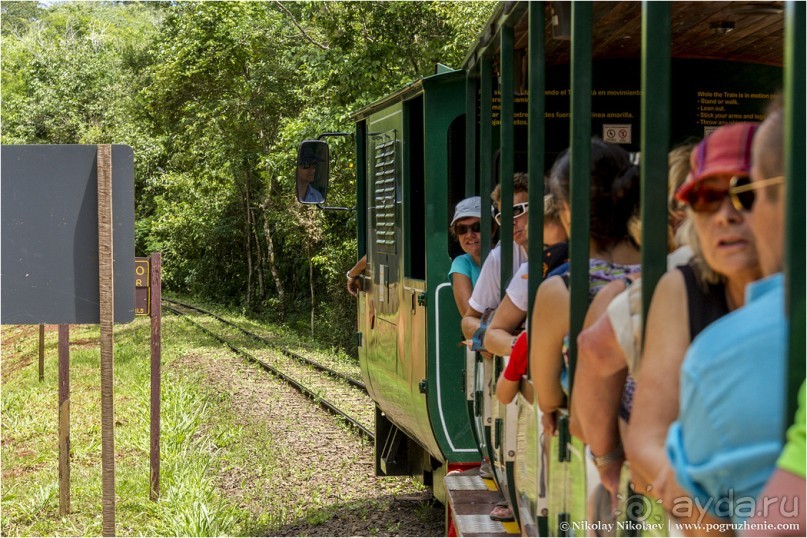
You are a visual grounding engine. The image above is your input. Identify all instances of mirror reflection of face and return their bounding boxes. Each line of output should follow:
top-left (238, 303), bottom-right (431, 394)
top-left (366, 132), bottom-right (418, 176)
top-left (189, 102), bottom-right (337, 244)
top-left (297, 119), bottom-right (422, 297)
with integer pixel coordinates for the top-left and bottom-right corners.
top-left (298, 162), bottom-right (316, 183)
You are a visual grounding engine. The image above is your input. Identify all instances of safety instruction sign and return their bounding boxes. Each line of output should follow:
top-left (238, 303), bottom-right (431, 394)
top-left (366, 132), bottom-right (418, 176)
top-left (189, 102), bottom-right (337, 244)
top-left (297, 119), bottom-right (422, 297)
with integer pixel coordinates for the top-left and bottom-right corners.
top-left (603, 124), bottom-right (632, 144)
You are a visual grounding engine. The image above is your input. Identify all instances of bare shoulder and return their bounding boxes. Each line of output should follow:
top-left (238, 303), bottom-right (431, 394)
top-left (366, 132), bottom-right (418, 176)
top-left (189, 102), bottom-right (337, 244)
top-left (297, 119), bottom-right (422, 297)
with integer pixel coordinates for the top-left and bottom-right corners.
top-left (655, 269), bottom-right (685, 294)
top-left (648, 269), bottom-right (687, 315)
top-left (589, 279), bottom-right (627, 312)
top-left (536, 275), bottom-right (570, 304)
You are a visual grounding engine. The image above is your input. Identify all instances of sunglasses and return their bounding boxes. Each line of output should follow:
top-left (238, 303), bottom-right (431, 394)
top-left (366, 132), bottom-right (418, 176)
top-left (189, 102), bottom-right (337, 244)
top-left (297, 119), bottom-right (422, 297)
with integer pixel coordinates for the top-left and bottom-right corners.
top-left (493, 202), bottom-right (529, 225)
top-left (683, 184), bottom-right (731, 213)
top-left (300, 161), bottom-right (317, 169)
top-left (455, 222), bottom-right (481, 236)
top-left (729, 175), bottom-right (785, 212)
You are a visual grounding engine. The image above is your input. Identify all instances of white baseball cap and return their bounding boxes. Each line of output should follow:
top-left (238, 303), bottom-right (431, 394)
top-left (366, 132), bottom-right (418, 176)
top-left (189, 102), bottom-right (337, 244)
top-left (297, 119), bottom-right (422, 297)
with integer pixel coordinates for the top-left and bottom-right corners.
top-left (451, 196), bottom-right (482, 226)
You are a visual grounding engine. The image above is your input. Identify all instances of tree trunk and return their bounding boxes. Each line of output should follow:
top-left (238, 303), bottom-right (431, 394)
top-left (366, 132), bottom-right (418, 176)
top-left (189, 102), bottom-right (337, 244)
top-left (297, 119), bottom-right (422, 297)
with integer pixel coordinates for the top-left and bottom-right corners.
top-left (261, 195), bottom-right (286, 315)
top-left (307, 241), bottom-right (314, 338)
top-left (243, 170), bottom-right (253, 308)
top-left (251, 208), bottom-right (265, 299)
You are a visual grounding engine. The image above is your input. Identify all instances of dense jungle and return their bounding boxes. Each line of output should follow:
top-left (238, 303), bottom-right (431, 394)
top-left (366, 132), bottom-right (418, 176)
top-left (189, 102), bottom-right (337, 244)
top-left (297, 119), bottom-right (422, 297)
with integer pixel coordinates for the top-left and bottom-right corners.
top-left (1, 1), bottom-right (495, 352)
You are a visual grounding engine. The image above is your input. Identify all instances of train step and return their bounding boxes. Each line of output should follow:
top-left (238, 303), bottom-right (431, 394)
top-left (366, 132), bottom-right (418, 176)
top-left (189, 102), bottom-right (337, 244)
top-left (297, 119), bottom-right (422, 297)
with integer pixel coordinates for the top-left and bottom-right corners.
top-left (444, 468), bottom-right (521, 537)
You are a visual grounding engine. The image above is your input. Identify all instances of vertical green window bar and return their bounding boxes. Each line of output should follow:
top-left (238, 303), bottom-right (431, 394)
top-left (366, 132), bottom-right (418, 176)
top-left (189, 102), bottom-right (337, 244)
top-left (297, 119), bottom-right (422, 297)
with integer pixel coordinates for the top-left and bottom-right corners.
top-left (500, 24), bottom-right (515, 295)
top-left (784, 0), bottom-right (805, 424)
top-left (466, 71), bottom-right (478, 197)
top-left (640, 1), bottom-right (671, 322)
top-left (566, 1), bottom-right (592, 398)
top-left (356, 121), bottom-right (367, 259)
top-left (527, 2), bottom-right (546, 328)
top-left (480, 56), bottom-right (494, 263)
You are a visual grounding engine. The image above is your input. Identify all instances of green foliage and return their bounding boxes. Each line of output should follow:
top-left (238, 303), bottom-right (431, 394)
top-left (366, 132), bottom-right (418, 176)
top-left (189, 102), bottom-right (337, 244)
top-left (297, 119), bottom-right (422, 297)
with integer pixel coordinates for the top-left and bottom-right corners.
top-left (1, 0), bottom-right (495, 353)
top-left (0, 1), bottom-right (42, 37)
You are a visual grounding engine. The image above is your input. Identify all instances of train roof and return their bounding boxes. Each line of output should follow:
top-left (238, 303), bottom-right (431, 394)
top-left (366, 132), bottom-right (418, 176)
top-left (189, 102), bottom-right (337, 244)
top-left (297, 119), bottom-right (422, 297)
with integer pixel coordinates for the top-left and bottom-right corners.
top-left (350, 67), bottom-right (465, 122)
top-left (463, 1), bottom-right (785, 72)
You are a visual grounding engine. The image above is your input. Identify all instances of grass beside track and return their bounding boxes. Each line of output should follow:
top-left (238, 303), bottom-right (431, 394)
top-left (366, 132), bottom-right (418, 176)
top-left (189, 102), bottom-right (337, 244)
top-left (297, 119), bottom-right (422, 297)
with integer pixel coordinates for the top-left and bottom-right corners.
top-left (2, 316), bottom-right (246, 536)
top-left (1, 305), bottom-right (430, 536)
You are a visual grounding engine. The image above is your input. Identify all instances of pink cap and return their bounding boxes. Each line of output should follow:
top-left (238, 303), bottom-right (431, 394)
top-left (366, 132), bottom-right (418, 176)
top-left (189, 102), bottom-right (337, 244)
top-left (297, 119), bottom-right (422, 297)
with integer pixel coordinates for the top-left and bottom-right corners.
top-left (675, 122), bottom-right (758, 203)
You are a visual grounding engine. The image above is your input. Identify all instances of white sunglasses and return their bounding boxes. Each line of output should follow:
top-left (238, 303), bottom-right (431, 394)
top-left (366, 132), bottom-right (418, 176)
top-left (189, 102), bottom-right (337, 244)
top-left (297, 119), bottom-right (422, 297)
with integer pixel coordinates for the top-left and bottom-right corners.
top-left (493, 202), bottom-right (529, 225)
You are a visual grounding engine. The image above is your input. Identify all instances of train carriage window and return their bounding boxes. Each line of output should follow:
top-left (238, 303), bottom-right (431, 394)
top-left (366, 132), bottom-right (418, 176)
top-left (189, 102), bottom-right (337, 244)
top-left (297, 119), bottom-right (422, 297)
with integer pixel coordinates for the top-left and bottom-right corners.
top-left (405, 96), bottom-right (425, 280)
top-left (447, 115), bottom-right (467, 260)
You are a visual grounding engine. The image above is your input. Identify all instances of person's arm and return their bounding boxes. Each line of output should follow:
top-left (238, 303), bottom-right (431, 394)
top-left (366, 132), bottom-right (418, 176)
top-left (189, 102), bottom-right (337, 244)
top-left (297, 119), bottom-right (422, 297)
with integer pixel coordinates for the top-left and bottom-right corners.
top-left (530, 276), bottom-right (569, 420)
top-left (746, 382), bottom-right (806, 535)
top-left (451, 273), bottom-right (474, 318)
top-left (570, 280), bottom-right (628, 440)
top-left (744, 469), bottom-right (805, 536)
top-left (570, 280), bottom-right (628, 498)
top-left (461, 310), bottom-right (482, 340)
top-left (346, 255), bottom-right (368, 296)
top-left (462, 250), bottom-right (499, 341)
top-left (624, 270), bottom-right (690, 494)
top-left (652, 464), bottom-right (733, 537)
top-left (496, 331), bottom-right (528, 405)
top-left (484, 295), bottom-right (526, 357)
top-left (496, 374), bottom-right (520, 405)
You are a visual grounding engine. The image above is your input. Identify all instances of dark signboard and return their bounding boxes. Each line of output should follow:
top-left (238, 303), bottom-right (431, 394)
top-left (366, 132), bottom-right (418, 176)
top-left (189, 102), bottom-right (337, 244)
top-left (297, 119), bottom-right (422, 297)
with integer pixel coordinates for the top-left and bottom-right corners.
top-left (1, 145), bottom-right (135, 324)
top-left (485, 58), bottom-right (781, 178)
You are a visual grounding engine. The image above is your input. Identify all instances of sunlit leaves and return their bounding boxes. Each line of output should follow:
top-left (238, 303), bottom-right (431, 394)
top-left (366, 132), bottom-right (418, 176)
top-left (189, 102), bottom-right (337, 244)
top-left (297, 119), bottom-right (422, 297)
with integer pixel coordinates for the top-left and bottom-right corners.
top-left (1, 0), bottom-right (494, 351)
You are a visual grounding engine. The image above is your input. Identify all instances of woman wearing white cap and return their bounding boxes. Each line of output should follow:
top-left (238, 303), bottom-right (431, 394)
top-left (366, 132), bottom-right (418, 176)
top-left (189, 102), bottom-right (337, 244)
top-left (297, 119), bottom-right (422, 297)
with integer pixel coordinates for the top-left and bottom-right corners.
top-left (449, 196), bottom-right (483, 316)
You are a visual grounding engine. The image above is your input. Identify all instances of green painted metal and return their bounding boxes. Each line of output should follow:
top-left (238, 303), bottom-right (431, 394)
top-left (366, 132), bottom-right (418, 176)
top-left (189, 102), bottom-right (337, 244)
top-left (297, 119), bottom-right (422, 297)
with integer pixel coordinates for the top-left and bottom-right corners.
top-left (356, 121), bottom-right (367, 259)
top-left (423, 72), bottom-right (482, 462)
top-left (640, 2), bottom-right (671, 323)
top-left (527, 1), bottom-right (546, 330)
top-left (784, 0), bottom-right (806, 424)
top-left (521, 2), bottom-right (547, 533)
top-left (355, 72), bottom-right (482, 467)
top-left (499, 24), bottom-right (515, 293)
top-left (363, 103), bottom-right (431, 454)
top-left (567, 1), bottom-right (592, 399)
top-left (480, 56), bottom-right (494, 263)
top-left (473, 56), bottom-right (494, 469)
top-left (403, 102), bottom-right (413, 277)
top-left (466, 72), bottom-right (478, 196)
top-left (356, 119), bottom-right (370, 399)
top-left (547, 431), bottom-right (587, 534)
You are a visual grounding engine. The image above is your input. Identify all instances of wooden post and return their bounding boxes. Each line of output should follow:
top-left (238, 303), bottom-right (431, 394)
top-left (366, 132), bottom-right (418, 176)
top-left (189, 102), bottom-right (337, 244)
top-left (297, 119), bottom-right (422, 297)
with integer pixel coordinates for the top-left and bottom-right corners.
top-left (58, 324), bottom-right (70, 515)
top-left (38, 324), bottom-right (45, 382)
top-left (149, 252), bottom-right (162, 500)
top-left (97, 144), bottom-right (116, 536)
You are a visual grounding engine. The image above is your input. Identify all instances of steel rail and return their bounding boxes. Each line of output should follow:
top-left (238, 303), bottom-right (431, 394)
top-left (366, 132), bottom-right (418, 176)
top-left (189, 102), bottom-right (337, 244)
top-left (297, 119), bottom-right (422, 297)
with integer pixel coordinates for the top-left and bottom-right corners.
top-left (163, 303), bottom-right (374, 441)
top-left (162, 299), bottom-right (366, 391)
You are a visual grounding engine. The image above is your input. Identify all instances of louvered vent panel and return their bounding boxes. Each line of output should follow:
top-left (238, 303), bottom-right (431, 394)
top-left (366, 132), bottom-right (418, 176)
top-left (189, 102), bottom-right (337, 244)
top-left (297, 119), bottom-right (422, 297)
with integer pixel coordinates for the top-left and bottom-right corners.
top-left (373, 134), bottom-right (397, 255)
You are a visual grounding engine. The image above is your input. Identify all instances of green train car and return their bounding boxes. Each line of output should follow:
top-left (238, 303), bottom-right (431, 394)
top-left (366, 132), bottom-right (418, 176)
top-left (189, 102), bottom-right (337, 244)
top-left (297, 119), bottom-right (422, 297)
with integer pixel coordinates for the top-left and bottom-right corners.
top-left (298, 68), bottom-right (484, 501)
top-left (297, 1), bottom-right (804, 536)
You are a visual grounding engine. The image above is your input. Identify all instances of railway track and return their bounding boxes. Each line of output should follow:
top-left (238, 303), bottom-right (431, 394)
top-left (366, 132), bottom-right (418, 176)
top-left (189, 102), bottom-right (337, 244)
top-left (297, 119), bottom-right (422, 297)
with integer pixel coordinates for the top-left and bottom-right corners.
top-left (162, 299), bottom-right (374, 440)
top-left (164, 298), bottom-right (366, 389)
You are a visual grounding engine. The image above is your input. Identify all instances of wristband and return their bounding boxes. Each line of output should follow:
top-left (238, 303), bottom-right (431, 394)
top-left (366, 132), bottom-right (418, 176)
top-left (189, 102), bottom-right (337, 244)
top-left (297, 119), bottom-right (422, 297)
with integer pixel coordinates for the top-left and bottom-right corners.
top-left (589, 444), bottom-right (624, 468)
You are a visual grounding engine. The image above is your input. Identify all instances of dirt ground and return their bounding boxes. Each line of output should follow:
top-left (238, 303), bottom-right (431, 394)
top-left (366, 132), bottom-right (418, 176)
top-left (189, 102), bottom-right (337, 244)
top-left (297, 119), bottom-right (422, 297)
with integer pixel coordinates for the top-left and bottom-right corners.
top-left (174, 350), bottom-right (445, 537)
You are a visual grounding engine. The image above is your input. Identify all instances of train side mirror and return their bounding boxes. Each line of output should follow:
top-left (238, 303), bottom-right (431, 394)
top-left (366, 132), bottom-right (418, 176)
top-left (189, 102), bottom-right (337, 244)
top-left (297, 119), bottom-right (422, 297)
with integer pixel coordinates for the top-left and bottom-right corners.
top-left (295, 140), bottom-right (330, 205)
